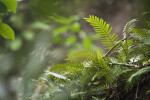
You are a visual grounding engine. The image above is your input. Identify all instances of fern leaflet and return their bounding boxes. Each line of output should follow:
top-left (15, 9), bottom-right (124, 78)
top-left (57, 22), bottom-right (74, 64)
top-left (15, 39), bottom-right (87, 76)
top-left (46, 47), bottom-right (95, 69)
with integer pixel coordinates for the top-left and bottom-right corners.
top-left (84, 15), bottom-right (119, 50)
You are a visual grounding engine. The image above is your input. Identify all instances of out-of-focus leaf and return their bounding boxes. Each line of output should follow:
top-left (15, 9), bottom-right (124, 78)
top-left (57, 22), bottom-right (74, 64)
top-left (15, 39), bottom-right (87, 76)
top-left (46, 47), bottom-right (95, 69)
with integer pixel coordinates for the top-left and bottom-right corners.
top-left (53, 36), bottom-right (63, 44)
top-left (52, 16), bottom-right (72, 24)
top-left (31, 21), bottom-right (50, 30)
top-left (22, 31), bottom-right (35, 41)
top-left (53, 26), bottom-right (69, 37)
top-left (0, 23), bottom-right (15, 40)
top-left (92, 96), bottom-right (100, 100)
top-left (143, 37), bottom-right (150, 44)
top-left (0, 1), bottom-right (8, 13)
top-left (146, 90), bottom-right (150, 94)
top-left (83, 36), bottom-right (91, 50)
top-left (71, 22), bottom-right (80, 32)
top-left (71, 92), bottom-right (85, 99)
top-left (31, 0), bottom-right (60, 18)
top-left (91, 44), bottom-right (103, 52)
top-left (10, 14), bottom-right (23, 29)
top-left (65, 36), bottom-right (77, 46)
top-left (146, 21), bottom-right (150, 28)
top-left (0, 0), bottom-right (17, 13)
top-left (9, 37), bottom-right (22, 51)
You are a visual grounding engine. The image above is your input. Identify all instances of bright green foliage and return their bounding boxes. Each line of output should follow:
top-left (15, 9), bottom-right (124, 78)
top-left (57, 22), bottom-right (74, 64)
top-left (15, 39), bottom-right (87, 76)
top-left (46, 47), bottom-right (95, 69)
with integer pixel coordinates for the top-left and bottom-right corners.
top-left (35, 15), bottom-right (150, 100)
top-left (0, 23), bottom-right (15, 40)
top-left (84, 15), bottom-right (119, 50)
top-left (0, 0), bottom-right (17, 13)
top-left (83, 36), bottom-right (92, 50)
top-left (0, 0), bottom-right (17, 40)
top-left (66, 50), bottom-right (98, 62)
top-left (65, 36), bottom-right (77, 46)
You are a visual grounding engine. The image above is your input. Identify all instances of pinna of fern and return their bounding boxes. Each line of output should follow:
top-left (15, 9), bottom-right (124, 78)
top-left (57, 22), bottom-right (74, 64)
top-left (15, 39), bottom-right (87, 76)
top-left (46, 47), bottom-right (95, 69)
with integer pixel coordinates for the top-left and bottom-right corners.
top-left (84, 15), bottom-right (119, 51)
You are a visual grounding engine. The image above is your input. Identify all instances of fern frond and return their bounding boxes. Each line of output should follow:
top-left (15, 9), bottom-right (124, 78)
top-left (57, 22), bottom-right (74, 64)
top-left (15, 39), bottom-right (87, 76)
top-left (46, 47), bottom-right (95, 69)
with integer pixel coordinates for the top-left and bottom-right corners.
top-left (51, 61), bottom-right (86, 78)
top-left (45, 70), bottom-right (69, 80)
top-left (126, 66), bottom-right (150, 91)
top-left (123, 19), bottom-right (137, 39)
top-left (66, 50), bottom-right (98, 62)
top-left (131, 28), bottom-right (150, 44)
top-left (80, 66), bottom-right (98, 86)
top-left (118, 19), bottom-right (137, 62)
top-left (66, 50), bottom-right (108, 69)
top-left (84, 15), bottom-right (119, 50)
top-left (96, 51), bottom-right (108, 69)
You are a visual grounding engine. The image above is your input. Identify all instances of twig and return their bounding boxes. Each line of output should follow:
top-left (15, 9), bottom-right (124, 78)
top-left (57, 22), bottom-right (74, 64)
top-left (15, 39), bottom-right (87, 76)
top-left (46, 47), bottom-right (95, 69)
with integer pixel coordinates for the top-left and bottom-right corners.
top-left (109, 63), bottom-right (140, 69)
top-left (135, 82), bottom-right (139, 100)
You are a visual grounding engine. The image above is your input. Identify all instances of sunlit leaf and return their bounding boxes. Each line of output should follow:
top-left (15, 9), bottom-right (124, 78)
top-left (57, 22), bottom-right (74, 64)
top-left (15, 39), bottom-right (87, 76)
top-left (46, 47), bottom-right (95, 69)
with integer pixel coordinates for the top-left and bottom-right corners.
top-left (0, 23), bottom-right (15, 40)
top-left (0, 0), bottom-right (17, 13)
top-left (65, 36), bottom-right (77, 46)
top-left (83, 36), bottom-right (91, 50)
top-left (71, 22), bottom-right (80, 32)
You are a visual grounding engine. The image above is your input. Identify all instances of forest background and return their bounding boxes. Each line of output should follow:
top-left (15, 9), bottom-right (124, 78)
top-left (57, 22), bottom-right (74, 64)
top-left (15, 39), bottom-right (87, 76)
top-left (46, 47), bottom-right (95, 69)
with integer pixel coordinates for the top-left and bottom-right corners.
top-left (0, 0), bottom-right (150, 100)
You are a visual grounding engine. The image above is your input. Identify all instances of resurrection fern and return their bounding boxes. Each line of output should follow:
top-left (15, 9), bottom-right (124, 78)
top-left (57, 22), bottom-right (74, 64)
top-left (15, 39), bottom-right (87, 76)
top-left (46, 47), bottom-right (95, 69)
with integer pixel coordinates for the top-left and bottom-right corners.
top-left (84, 15), bottom-right (119, 50)
top-left (34, 15), bottom-right (150, 100)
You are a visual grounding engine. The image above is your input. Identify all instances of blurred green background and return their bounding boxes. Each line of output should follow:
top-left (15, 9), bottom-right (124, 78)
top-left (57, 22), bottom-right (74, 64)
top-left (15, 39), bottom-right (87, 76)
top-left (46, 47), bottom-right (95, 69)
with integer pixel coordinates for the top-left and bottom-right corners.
top-left (0, 0), bottom-right (150, 100)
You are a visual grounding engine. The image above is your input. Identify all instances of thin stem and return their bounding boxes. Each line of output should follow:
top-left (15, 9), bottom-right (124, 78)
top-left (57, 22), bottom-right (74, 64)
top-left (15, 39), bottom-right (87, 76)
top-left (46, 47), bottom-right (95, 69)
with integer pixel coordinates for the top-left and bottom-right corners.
top-left (104, 38), bottom-right (127, 57)
top-left (109, 62), bottom-right (139, 69)
top-left (135, 82), bottom-right (139, 99)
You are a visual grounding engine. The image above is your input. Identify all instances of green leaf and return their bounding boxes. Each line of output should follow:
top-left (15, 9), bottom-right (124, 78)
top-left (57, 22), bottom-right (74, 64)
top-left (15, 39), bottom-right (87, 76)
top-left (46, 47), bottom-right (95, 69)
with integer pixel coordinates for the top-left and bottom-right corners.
top-left (0, 0), bottom-right (17, 13)
top-left (53, 26), bottom-right (69, 37)
top-left (83, 36), bottom-right (91, 50)
top-left (0, 1), bottom-right (8, 14)
top-left (84, 15), bottom-right (119, 50)
top-left (65, 36), bottom-right (77, 46)
top-left (0, 23), bottom-right (15, 40)
top-left (31, 21), bottom-right (50, 30)
top-left (71, 22), bottom-right (80, 32)
top-left (9, 37), bottom-right (22, 51)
